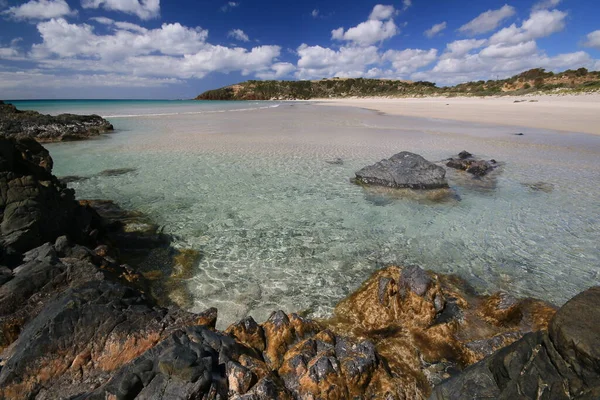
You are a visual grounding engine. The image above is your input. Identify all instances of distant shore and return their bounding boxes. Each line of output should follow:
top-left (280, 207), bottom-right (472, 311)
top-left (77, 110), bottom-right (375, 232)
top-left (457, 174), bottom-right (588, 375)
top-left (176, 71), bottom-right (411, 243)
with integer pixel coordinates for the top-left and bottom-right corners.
top-left (311, 93), bottom-right (600, 136)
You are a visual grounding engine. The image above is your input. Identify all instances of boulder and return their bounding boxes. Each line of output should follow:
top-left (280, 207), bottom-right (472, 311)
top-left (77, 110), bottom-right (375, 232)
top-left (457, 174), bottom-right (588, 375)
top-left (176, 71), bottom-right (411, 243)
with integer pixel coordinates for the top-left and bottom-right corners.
top-left (430, 287), bottom-right (600, 400)
top-left (445, 151), bottom-right (496, 177)
top-left (355, 152), bottom-right (449, 189)
top-left (0, 101), bottom-right (113, 142)
top-left (0, 138), bottom-right (96, 266)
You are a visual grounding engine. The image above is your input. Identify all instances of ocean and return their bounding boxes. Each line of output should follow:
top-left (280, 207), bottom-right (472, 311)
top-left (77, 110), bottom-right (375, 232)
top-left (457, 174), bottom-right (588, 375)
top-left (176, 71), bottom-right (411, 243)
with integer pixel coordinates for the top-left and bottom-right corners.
top-left (10, 99), bottom-right (600, 328)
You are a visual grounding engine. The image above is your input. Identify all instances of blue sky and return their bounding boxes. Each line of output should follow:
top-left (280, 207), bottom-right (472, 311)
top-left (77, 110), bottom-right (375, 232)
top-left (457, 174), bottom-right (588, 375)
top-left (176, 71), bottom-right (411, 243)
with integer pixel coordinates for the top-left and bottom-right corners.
top-left (0, 0), bottom-right (599, 99)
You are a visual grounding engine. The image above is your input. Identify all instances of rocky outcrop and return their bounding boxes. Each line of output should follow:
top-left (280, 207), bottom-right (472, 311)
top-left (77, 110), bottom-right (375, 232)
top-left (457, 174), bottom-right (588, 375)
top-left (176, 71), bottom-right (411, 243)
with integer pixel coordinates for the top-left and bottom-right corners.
top-left (1, 137), bottom-right (598, 400)
top-left (431, 287), bottom-right (600, 399)
top-left (0, 101), bottom-right (113, 142)
top-left (445, 151), bottom-right (497, 177)
top-left (355, 152), bottom-right (449, 189)
top-left (0, 137), bottom-right (96, 266)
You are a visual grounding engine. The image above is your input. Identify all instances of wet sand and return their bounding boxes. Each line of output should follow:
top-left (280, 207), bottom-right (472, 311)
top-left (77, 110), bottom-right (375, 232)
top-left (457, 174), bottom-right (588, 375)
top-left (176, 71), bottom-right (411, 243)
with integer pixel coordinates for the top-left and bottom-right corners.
top-left (314, 94), bottom-right (600, 136)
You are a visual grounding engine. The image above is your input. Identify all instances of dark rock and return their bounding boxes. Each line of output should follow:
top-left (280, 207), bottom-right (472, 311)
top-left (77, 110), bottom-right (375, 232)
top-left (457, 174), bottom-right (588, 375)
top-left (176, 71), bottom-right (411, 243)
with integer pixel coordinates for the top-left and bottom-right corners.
top-left (0, 266), bottom-right (12, 285)
top-left (326, 158), bottom-right (344, 165)
top-left (98, 167), bottom-right (137, 177)
top-left (0, 280), bottom-right (206, 398)
top-left (515, 132), bottom-right (525, 136)
top-left (0, 138), bottom-right (96, 266)
top-left (445, 151), bottom-right (497, 177)
top-left (522, 181), bottom-right (555, 193)
top-left (430, 287), bottom-right (600, 400)
top-left (355, 152), bottom-right (449, 190)
top-left (0, 102), bottom-right (113, 142)
top-left (58, 175), bottom-right (89, 184)
top-left (399, 265), bottom-right (432, 297)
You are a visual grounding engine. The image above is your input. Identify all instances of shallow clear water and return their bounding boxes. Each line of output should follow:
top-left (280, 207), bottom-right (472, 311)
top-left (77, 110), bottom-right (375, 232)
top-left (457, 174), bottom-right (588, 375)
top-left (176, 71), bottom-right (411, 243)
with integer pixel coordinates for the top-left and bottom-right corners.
top-left (36, 100), bottom-right (600, 329)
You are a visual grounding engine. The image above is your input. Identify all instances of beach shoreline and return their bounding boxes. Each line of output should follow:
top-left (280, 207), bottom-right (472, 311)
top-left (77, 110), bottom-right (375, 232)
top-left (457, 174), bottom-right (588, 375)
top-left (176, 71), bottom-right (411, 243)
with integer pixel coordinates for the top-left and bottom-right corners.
top-left (309, 93), bottom-right (600, 136)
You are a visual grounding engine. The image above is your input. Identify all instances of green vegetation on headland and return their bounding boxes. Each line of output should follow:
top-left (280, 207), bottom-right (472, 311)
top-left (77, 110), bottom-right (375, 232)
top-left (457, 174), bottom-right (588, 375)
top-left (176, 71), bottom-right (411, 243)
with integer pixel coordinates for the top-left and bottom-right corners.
top-left (195, 68), bottom-right (600, 100)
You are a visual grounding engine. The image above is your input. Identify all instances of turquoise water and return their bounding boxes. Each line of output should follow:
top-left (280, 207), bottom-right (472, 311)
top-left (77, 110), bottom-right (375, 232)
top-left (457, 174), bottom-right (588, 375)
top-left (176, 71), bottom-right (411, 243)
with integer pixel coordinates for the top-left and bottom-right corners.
top-left (8, 99), bottom-right (280, 118)
top-left (31, 100), bottom-right (600, 328)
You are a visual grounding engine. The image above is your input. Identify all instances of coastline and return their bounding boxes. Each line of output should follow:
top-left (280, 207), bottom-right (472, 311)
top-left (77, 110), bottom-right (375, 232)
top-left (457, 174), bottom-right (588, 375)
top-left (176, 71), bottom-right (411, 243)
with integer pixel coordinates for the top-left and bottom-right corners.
top-left (310, 93), bottom-right (600, 136)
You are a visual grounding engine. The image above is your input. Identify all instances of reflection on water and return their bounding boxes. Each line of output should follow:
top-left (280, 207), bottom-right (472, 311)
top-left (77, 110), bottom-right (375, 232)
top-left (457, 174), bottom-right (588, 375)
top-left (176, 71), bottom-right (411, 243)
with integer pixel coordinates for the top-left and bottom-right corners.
top-left (46, 103), bottom-right (600, 329)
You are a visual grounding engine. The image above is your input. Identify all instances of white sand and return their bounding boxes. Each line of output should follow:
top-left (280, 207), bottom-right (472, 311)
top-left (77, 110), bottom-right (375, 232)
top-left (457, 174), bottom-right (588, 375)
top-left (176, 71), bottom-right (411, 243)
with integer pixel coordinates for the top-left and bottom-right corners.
top-left (314, 94), bottom-right (600, 136)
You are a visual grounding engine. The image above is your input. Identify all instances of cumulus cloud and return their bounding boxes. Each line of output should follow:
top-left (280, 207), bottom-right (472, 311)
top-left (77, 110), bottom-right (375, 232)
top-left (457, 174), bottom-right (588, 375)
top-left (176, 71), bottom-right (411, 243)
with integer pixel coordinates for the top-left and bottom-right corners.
top-left (489, 9), bottom-right (567, 45)
top-left (442, 39), bottom-right (487, 59)
top-left (583, 30), bottom-right (600, 50)
top-left (25, 18), bottom-right (281, 81)
top-left (81, 0), bottom-right (160, 20)
top-left (383, 48), bottom-right (438, 74)
top-left (295, 44), bottom-right (381, 79)
top-left (3, 0), bottom-right (75, 20)
top-left (255, 62), bottom-right (296, 79)
top-left (332, 4), bottom-right (399, 46)
top-left (228, 29), bottom-right (249, 42)
top-left (458, 4), bottom-right (515, 35)
top-left (424, 22), bottom-right (446, 38)
top-left (532, 0), bottom-right (561, 11)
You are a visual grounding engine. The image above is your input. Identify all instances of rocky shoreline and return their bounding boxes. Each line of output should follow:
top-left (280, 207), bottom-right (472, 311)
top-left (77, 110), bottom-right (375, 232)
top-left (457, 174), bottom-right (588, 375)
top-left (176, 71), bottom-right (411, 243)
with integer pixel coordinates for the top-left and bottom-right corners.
top-left (0, 132), bottom-right (599, 398)
top-left (0, 101), bottom-right (113, 142)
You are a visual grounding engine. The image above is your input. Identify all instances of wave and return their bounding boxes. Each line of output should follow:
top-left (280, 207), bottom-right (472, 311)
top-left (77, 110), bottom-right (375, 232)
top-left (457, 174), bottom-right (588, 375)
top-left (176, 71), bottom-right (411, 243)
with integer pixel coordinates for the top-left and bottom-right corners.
top-left (102, 103), bottom-right (281, 118)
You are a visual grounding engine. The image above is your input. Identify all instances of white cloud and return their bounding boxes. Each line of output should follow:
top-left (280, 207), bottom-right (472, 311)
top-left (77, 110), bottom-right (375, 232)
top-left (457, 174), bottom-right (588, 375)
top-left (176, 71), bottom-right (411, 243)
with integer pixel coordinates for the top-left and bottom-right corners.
top-left (81, 0), bottom-right (160, 20)
top-left (479, 41), bottom-right (538, 59)
top-left (369, 4), bottom-right (396, 20)
top-left (3, 0), bottom-right (75, 20)
top-left (25, 18), bottom-right (281, 81)
top-left (383, 48), bottom-right (438, 74)
top-left (311, 9), bottom-right (319, 18)
top-left (332, 5), bottom-right (399, 47)
top-left (424, 22), bottom-right (446, 38)
top-left (583, 30), bottom-right (600, 50)
top-left (0, 38), bottom-right (24, 60)
top-left (442, 39), bottom-right (487, 59)
top-left (221, 1), bottom-right (239, 12)
top-left (255, 62), bottom-right (296, 79)
top-left (296, 44), bottom-right (381, 79)
top-left (458, 4), bottom-right (515, 35)
top-left (489, 10), bottom-right (567, 45)
top-left (403, 0), bottom-right (411, 11)
top-left (532, 0), bottom-right (561, 11)
top-left (228, 29), bottom-right (249, 42)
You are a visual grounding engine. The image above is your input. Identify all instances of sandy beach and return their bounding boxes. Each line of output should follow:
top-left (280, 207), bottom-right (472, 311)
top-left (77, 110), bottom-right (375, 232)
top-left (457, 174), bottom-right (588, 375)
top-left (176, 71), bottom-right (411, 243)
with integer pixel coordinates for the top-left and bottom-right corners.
top-left (315, 93), bottom-right (600, 136)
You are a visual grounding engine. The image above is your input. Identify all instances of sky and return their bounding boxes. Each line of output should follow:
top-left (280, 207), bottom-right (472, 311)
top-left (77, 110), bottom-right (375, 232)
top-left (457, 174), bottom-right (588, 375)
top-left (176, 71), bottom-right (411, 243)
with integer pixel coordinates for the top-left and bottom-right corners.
top-left (0, 0), bottom-right (599, 99)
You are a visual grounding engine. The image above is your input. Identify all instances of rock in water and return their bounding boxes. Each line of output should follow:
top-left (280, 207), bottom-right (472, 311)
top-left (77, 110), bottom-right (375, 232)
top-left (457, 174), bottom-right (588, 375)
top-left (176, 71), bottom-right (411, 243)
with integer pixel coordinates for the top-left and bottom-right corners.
top-left (355, 152), bottom-right (448, 189)
top-left (445, 151), bottom-right (496, 177)
top-left (0, 100), bottom-right (113, 142)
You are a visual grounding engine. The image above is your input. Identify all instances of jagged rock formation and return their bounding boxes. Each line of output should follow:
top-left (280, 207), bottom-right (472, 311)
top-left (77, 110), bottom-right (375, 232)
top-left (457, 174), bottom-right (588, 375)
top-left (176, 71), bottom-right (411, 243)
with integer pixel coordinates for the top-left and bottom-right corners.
top-left (445, 151), bottom-right (497, 177)
top-left (0, 101), bottom-right (113, 142)
top-left (355, 152), bottom-right (449, 190)
top-left (431, 287), bottom-right (600, 399)
top-left (0, 137), bottom-right (598, 400)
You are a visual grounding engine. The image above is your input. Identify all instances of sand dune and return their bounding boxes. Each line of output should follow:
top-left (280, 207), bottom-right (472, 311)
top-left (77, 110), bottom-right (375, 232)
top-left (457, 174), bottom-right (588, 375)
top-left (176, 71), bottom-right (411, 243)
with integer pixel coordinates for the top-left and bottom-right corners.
top-left (315, 94), bottom-right (600, 136)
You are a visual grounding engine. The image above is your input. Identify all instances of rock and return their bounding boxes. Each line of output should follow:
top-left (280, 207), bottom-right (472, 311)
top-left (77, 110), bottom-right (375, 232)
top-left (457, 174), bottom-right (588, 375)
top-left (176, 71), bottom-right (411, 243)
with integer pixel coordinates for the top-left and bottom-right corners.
top-left (0, 280), bottom-right (207, 399)
top-left (430, 287), bottom-right (600, 400)
top-left (0, 101), bottom-right (113, 142)
top-left (0, 138), bottom-right (96, 266)
top-left (98, 167), bottom-right (137, 177)
top-left (445, 151), bottom-right (497, 177)
top-left (515, 132), bottom-right (525, 136)
top-left (326, 158), bottom-right (344, 165)
top-left (522, 181), bottom-right (555, 193)
top-left (355, 152), bottom-right (449, 190)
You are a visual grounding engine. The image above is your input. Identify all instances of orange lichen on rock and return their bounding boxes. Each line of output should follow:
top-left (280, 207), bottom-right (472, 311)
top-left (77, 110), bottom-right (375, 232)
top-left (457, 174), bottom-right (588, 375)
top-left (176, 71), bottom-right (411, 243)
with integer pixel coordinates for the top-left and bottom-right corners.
top-left (322, 265), bottom-right (558, 397)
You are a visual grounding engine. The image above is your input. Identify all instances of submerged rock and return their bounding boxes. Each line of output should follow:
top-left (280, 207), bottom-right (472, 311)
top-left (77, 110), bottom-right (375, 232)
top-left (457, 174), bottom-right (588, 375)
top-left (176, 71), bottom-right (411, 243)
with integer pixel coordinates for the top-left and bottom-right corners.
top-left (355, 151), bottom-right (449, 189)
top-left (445, 151), bottom-right (497, 177)
top-left (0, 101), bottom-right (113, 142)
